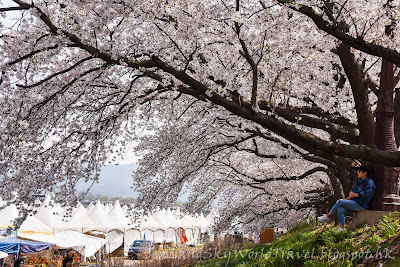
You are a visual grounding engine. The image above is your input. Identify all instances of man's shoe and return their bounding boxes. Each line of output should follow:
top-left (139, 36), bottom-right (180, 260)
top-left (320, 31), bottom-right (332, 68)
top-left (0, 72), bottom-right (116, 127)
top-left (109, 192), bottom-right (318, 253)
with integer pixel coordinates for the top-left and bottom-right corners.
top-left (337, 227), bottom-right (346, 233)
top-left (317, 214), bottom-right (331, 223)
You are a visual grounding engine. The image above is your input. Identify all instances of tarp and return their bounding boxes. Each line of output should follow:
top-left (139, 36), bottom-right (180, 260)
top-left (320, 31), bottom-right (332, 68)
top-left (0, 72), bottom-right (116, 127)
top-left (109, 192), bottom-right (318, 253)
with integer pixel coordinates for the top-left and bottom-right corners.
top-left (18, 232), bottom-right (81, 249)
top-left (0, 238), bottom-right (51, 254)
top-left (0, 242), bottom-right (19, 254)
top-left (19, 231), bottom-right (108, 258)
top-left (55, 231), bottom-right (108, 258)
top-left (105, 230), bottom-right (123, 254)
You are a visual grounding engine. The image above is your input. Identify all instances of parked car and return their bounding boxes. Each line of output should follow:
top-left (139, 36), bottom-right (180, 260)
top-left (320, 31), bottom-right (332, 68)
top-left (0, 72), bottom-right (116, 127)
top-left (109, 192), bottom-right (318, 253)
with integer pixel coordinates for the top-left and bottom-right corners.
top-left (128, 240), bottom-right (154, 259)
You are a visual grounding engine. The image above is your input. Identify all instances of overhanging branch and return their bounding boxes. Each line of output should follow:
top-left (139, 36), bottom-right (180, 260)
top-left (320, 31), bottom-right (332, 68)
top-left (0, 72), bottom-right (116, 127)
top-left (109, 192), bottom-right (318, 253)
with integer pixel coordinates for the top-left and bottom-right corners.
top-left (280, 1), bottom-right (400, 67)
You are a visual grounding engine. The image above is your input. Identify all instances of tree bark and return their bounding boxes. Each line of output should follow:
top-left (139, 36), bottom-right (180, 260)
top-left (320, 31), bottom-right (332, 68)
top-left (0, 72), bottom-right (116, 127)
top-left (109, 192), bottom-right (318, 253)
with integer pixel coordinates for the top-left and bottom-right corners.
top-left (394, 89), bottom-right (400, 147)
top-left (334, 43), bottom-right (375, 145)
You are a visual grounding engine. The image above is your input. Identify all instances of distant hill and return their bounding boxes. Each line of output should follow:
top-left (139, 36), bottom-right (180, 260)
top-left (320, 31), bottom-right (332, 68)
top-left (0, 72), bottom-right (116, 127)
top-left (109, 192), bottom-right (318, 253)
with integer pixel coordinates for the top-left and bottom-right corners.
top-left (76, 163), bottom-right (139, 197)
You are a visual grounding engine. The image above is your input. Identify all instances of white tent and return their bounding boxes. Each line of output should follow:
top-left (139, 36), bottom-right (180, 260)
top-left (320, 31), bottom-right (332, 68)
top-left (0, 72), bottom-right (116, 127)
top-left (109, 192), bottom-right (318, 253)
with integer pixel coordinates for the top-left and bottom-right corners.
top-left (76, 202), bottom-right (87, 214)
top-left (182, 214), bottom-right (202, 228)
top-left (178, 214), bottom-right (201, 244)
top-left (19, 216), bottom-right (53, 233)
top-left (148, 211), bottom-right (170, 243)
top-left (139, 215), bottom-right (164, 243)
top-left (66, 204), bottom-right (102, 233)
top-left (175, 214), bottom-right (192, 229)
top-left (162, 208), bottom-right (180, 243)
top-left (104, 200), bottom-right (129, 253)
top-left (121, 205), bottom-right (129, 215)
top-left (85, 203), bottom-right (95, 213)
top-left (41, 194), bottom-right (52, 206)
top-left (149, 211), bottom-right (169, 229)
top-left (34, 204), bottom-right (68, 232)
top-left (0, 204), bottom-right (19, 226)
top-left (139, 215), bottom-right (164, 230)
top-left (85, 200), bottom-right (126, 254)
top-left (164, 208), bottom-right (180, 227)
top-left (85, 201), bottom-right (114, 232)
top-left (107, 200), bottom-right (130, 227)
top-left (196, 212), bottom-right (210, 232)
top-left (104, 204), bottom-right (111, 214)
top-left (173, 207), bottom-right (182, 219)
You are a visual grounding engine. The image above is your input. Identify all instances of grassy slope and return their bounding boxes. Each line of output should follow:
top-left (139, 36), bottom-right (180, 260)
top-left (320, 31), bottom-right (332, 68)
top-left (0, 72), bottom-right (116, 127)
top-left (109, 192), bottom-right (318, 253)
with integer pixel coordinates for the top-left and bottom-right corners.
top-left (196, 213), bottom-right (400, 267)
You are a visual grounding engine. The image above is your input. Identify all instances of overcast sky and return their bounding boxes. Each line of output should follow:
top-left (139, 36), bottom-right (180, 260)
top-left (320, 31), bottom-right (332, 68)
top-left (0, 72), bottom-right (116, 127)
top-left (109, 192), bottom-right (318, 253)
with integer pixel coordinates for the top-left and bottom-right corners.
top-left (76, 163), bottom-right (139, 198)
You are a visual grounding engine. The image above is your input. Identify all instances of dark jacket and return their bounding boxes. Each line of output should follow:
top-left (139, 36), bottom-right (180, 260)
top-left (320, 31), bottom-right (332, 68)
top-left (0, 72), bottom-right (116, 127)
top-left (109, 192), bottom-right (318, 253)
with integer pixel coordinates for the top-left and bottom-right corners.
top-left (351, 177), bottom-right (376, 209)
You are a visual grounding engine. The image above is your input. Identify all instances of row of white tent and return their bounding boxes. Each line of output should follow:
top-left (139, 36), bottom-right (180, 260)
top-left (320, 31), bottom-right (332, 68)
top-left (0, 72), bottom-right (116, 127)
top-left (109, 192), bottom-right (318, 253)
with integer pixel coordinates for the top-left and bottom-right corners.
top-left (0, 196), bottom-right (219, 258)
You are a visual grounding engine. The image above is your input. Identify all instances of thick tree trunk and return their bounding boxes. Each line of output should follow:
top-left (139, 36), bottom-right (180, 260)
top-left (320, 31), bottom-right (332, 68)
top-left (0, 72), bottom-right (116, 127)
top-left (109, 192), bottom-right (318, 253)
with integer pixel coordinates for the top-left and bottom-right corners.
top-left (334, 43), bottom-right (374, 145)
top-left (394, 89), bottom-right (400, 148)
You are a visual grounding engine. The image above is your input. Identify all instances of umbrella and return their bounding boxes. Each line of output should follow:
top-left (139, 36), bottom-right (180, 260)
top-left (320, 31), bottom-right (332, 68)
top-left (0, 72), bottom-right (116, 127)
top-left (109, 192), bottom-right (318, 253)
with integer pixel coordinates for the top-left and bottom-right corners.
top-left (0, 251), bottom-right (8, 259)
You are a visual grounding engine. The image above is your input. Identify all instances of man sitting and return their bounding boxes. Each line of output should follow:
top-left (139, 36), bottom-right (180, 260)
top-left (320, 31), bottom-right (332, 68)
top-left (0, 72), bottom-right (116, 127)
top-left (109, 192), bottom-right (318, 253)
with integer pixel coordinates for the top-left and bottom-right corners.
top-left (317, 165), bottom-right (376, 232)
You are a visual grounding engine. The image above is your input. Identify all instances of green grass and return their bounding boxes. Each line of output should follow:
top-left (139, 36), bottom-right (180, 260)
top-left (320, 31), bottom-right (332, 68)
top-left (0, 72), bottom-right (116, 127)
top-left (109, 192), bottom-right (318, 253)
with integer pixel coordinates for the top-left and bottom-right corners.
top-left (195, 213), bottom-right (400, 267)
top-left (384, 257), bottom-right (400, 267)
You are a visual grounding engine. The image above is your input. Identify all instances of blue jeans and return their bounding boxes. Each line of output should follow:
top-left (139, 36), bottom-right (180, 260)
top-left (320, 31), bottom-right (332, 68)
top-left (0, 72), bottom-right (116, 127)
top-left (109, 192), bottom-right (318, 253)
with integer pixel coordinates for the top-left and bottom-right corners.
top-left (330, 199), bottom-right (365, 225)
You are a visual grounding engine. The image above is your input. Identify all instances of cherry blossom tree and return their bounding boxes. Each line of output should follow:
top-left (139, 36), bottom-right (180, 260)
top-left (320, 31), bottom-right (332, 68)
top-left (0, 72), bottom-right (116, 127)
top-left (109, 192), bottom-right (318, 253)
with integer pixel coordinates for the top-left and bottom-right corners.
top-left (1, 0), bottom-right (400, 228)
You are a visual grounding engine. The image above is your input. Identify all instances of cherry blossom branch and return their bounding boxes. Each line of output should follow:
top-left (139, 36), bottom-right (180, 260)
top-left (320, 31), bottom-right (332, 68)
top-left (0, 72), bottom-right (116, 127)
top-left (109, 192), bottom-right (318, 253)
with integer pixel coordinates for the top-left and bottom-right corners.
top-left (0, 6), bottom-right (30, 11)
top-left (258, 101), bottom-right (360, 144)
top-left (6, 44), bottom-right (75, 66)
top-left (234, 1), bottom-right (258, 107)
top-left (23, 64), bottom-right (108, 119)
top-left (8, 0), bottom-right (400, 169)
top-left (16, 56), bottom-right (93, 89)
top-left (219, 160), bottom-right (327, 183)
top-left (280, 1), bottom-right (400, 67)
